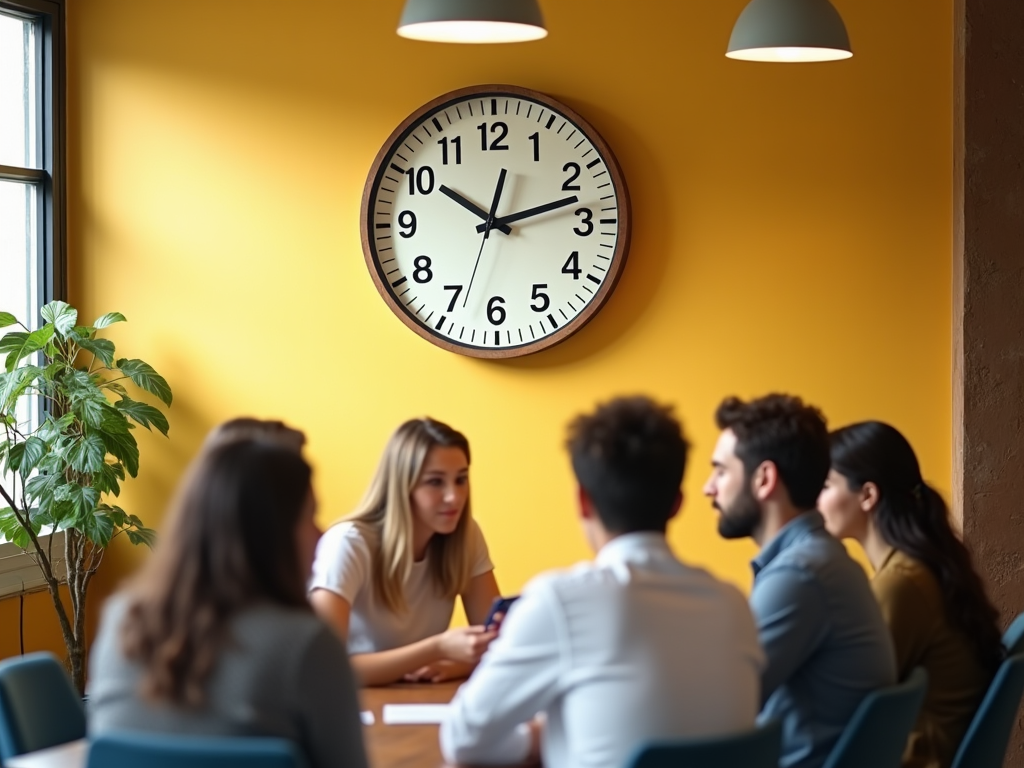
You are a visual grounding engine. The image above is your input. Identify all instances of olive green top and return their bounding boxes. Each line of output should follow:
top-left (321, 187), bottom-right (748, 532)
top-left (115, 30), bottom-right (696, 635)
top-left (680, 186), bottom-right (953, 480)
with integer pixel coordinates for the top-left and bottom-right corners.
top-left (872, 549), bottom-right (991, 768)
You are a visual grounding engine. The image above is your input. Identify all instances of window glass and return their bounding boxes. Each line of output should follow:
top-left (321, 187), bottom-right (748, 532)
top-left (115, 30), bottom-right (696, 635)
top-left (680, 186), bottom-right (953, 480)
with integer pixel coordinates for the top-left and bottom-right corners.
top-left (0, 10), bottom-right (37, 169)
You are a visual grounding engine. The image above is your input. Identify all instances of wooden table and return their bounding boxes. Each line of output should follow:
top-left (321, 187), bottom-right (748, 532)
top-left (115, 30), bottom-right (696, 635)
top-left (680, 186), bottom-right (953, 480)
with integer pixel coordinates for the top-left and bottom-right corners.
top-left (361, 681), bottom-right (461, 768)
top-left (6, 682), bottom-right (461, 768)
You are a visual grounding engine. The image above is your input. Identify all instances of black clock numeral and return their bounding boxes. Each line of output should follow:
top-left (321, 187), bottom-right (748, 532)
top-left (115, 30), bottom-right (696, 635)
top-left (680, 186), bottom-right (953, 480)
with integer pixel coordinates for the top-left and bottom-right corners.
top-left (438, 136), bottom-right (462, 165)
top-left (562, 251), bottom-right (582, 280)
top-left (413, 255), bottom-right (433, 284)
top-left (477, 122), bottom-right (510, 151)
top-left (443, 284), bottom-right (463, 312)
top-left (398, 210), bottom-right (417, 238)
top-left (528, 132), bottom-right (540, 162)
top-left (573, 208), bottom-right (594, 236)
top-left (487, 296), bottom-right (507, 326)
top-left (562, 162), bottom-right (581, 191)
top-left (530, 284), bottom-right (550, 312)
top-left (405, 166), bottom-right (435, 195)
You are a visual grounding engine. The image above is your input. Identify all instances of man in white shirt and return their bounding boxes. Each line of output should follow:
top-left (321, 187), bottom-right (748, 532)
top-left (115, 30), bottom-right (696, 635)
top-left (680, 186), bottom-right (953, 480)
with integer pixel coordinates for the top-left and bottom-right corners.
top-left (440, 396), bottom-right (765, 768)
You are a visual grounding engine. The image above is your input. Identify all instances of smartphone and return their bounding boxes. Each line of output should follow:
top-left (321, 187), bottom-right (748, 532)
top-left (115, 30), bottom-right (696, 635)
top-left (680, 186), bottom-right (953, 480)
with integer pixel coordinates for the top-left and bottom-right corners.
top-left (484, 595), bottom-right (520, 629)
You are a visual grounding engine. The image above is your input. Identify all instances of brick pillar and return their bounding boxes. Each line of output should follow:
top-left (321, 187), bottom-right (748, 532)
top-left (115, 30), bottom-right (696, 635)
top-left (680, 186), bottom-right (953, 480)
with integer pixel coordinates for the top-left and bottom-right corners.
top-left (953, 0), bottom-right (1024, 763)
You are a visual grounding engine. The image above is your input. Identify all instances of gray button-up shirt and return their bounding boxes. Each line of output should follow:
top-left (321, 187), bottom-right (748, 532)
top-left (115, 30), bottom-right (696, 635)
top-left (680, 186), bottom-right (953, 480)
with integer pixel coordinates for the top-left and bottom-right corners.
top-left (751, 511), bottom-right (896, 768)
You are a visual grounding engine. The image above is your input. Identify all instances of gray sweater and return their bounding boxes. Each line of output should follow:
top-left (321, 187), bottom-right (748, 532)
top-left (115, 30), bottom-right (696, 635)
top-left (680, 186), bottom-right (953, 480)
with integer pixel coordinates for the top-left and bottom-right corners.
top-left (88, 596), bottom-right (368, 768)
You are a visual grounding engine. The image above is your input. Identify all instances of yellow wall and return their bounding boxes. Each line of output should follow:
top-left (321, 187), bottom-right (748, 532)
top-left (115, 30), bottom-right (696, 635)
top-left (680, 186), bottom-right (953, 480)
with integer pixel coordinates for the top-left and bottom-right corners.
top-left (10, 0), bottom-right (953, 647)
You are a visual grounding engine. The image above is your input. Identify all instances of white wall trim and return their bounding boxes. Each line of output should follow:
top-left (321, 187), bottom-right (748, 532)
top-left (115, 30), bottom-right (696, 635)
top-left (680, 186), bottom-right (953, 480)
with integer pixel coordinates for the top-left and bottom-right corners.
top-left (0, 532), bottom-right (67, 599)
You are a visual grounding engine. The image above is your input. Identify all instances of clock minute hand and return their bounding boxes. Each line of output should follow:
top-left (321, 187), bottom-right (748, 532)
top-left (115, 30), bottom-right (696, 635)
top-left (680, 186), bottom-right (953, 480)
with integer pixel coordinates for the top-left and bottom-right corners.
top-left (476, 195), bottom-right (579, 233)
top-left (439, 185), bottom-right (512, 235)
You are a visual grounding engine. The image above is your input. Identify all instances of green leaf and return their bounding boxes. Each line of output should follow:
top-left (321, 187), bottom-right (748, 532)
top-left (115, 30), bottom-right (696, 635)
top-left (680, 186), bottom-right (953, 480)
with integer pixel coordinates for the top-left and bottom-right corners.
top-left (25, 473), bottom-right (59, 502)
top-left (19, 436), bottom-right (46, 476)
top-left (77, 506), bottom-right (114, 546)
top-left (116, 358), bottom-right (173, 406)
top-left (115, 397), bottom-right (170, 436)
top-left (105, 504), bottom-right (128, 527)
top-left (103, 381), bottom-right (128, 396)
top-left (5, 442), bottom-right (25, 472)
top-left (0, 312), bottom-right (18, 328)
top-left (68, 434), bottom-right (106, 474)
top-left (75, 336), bottom-right (115, 368)
top-left (40, 301), bottom-right (78, 338)
top-left (4, 326), bottom-right (51, 371)
top-left (99, 429), bottom-right (139, 477)
top-left (75, 397), bottom-right (106, 429)
top-left (0, 331), bottom-right (29, 356)
top-left (0, 508), bottom-right (31, 549)
top-left (125, 526), bottom-right (156, 548)
top-left (93, 463), bottom-right (123, 497)
top-left (93, 312), bottom-right (126, 329)
top-left (0, 365), bottom-right (41, 411)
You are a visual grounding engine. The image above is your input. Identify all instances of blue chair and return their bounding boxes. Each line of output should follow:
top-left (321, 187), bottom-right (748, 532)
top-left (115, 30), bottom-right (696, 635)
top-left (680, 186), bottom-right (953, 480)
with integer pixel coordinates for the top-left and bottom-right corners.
top-left (1002, 613), bottom-right (1024, 656)
top-left (627, 720), bottom-right (781, 768)
top-left (87, 732), bottom-right (307, 768)
top-left (821, 666), bottom-right (929, 768)
top-left (0, 652), bottom-right (86, 760)
top-left (949, 652), bottom-right (1024, 768)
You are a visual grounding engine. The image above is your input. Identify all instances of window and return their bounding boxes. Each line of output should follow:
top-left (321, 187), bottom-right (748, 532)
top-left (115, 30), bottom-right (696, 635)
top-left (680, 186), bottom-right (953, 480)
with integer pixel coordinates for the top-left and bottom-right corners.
top-left (0, 0), bottom-right (64, 558)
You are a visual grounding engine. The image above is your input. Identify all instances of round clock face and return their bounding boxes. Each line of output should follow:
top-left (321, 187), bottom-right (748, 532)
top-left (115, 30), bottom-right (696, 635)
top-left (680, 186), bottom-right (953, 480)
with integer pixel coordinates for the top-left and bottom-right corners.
top-left (360, 84), bottom-right (631, 359)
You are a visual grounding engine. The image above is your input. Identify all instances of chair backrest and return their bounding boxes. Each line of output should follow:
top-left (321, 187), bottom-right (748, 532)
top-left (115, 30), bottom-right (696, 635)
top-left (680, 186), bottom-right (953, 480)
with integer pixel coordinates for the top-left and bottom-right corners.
top-left (627, 720), bottom-right (782, 768)
top-left (1003, 613), bottom-right (1024, 656)
top-left (87, 732), bottom-right (307, 768)
top-left (821, 666), bottom-right (929, 768)
top-left (0, 651), bottom-right (86, 759)
top-left (950, 652), bottom-right (1024, 768)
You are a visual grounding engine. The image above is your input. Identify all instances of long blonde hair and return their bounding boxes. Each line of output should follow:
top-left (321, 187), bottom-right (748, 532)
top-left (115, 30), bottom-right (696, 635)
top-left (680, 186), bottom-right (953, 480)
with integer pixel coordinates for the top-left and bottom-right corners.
top-left (346, 418), bottom-right (474, 613)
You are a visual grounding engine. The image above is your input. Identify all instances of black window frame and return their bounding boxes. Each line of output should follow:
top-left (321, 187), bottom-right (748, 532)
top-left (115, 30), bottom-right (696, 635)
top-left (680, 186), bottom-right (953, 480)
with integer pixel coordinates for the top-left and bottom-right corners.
top-left (0, 0), bottom-right (66, 307)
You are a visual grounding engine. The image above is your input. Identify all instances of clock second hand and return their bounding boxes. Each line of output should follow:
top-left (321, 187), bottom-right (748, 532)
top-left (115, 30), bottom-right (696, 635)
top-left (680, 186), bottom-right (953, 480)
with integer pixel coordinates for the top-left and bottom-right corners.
top-left (463, 168), bottom-right (508, 309)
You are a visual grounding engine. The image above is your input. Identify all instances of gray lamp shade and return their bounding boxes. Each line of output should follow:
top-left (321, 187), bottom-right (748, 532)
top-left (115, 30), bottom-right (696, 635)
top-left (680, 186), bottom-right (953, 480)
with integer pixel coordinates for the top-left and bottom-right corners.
top-left (398, 0), bottom-right (547, 43)
top-left (727, 0), bottom-right (852, 62)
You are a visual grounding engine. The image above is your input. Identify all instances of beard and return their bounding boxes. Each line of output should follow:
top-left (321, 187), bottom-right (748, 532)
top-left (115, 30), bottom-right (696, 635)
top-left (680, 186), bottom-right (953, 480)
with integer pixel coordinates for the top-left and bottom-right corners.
top-left (715, 484), bottom-right (763, 540)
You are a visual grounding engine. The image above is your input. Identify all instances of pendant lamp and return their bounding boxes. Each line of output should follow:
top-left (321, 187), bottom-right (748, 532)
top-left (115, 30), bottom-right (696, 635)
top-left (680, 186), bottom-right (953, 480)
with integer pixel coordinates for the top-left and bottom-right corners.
top-left (726, 0), bottom-right (852, 62)
top-left (398, 0), bottom-right (547, 44)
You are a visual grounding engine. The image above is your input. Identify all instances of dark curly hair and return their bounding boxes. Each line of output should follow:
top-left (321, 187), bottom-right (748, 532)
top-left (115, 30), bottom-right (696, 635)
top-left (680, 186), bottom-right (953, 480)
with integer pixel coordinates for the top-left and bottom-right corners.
top-left (714, 394), bottom-right (830, 510)
top-left (830, 421), bottom-right (1004, 673)
top-left (567, 396), bottom-right (690, 533)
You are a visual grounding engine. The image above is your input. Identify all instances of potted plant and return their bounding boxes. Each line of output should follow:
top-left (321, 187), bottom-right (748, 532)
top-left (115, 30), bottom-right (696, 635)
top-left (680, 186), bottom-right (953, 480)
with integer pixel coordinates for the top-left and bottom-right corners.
top-left (0, 300), bottom-right (169, 693)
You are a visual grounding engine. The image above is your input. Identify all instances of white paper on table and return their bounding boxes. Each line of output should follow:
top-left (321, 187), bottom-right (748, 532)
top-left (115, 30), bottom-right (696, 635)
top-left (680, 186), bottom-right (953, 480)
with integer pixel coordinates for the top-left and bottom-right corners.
top-left (382, 703), bottom-right (449, 724)
top-left (360, 710), bottom-right (375, 725)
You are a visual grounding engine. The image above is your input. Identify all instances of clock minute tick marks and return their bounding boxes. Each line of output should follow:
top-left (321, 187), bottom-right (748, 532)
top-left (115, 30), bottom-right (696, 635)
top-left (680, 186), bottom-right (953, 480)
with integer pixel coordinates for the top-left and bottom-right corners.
top-left (596, 254), bottom-right (611, 261)
top-left (566, 129), bottom-right (577, 142)
top-left (412, 135), bottom-right (423, 145)
top-left (575, 294), bottom-right (585, 303)
top-left (529, 325), bottom-right (536, 340)
top-left (582, 284), bottom-right (594, 294)
top-left (560, 308), bottom-right (568, 320)
top-left (403, 143), bottom-right (415, 153)
top-left (518, 329), bottom-right (524, 343)
top-left (526, 104), bottom-right (533, 118)
top-left (557, 122), bottom-right (567, 135)
top-left (396, 153), bottom-right (408, 162)
top-left (575, 139), bottom-right (586, 149)
top-left (456, 106), bottom-right (463, 119)
top-left (593, 265), bottom-right (607, 273)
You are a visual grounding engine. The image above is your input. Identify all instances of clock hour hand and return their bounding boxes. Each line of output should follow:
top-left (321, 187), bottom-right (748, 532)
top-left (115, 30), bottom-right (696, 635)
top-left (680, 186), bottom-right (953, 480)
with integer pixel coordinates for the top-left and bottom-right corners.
top-left (439, 185), bottom-right (512, 235)
top-left (475, 195), bottom-right (579, 233)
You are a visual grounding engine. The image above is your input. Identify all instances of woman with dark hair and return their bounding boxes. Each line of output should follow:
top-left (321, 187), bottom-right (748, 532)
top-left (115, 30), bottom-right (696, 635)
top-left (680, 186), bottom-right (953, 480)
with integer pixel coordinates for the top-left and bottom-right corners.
top-left (818, 421), bottom-right (1003, 768)
top-left (88, 439), bottom-right (367, 768)
top-left (309, 417), bottom-right (500, 686)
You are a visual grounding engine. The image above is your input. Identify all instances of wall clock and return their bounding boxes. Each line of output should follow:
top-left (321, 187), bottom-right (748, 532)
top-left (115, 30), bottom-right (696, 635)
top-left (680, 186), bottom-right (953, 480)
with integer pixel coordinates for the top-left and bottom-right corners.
top-left (360, 84), bottom-right (631, 359)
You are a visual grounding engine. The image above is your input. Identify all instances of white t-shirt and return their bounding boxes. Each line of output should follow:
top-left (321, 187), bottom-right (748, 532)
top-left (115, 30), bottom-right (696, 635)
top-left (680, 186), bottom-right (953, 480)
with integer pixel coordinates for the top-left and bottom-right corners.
top-left (309, 519), bottom-right (494, 654)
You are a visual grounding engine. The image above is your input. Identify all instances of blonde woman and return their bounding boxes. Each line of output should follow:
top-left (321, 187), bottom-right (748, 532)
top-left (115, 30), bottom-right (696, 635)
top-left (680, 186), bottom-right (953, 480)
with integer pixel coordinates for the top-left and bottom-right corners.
top-left (309, 418), bottom-right (500, 686)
